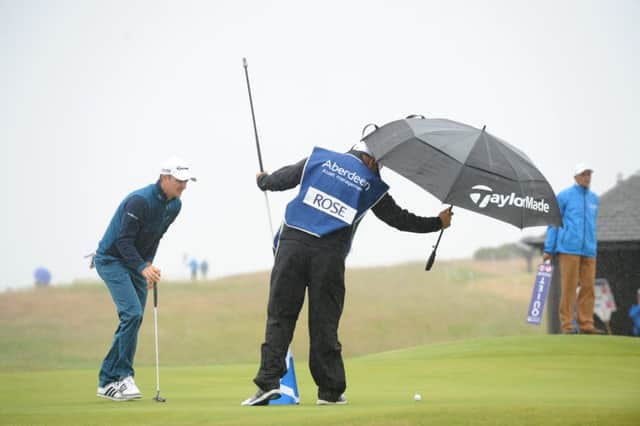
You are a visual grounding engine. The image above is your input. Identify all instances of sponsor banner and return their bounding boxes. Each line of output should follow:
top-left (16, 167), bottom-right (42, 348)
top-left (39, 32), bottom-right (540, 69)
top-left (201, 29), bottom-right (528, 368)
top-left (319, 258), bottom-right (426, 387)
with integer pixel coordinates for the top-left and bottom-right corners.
top-left (303, 186), bottom-right (357, 224)
top-left (527, 263), bottom-right (553, 325)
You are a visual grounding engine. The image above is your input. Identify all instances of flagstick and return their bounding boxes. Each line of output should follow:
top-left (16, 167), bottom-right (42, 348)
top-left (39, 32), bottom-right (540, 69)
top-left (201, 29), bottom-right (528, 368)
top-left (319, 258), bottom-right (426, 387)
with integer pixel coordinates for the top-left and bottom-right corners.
top-left (243, 57), bottom-right (274, 240)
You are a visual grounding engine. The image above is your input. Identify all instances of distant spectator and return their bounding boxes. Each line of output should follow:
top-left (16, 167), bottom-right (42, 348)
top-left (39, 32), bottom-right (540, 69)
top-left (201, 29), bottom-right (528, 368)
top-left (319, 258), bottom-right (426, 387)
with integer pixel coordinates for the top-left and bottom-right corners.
top-left (33, 267), bottom-right (51, 287)
top-left (543, 163), bottom-right (603, 335)
top-left (629, 289), bottom-right (640, 337)
top-left (200, 259), bottom-right (209, 280)
top-left (188, 258), bottom-right (199, 281)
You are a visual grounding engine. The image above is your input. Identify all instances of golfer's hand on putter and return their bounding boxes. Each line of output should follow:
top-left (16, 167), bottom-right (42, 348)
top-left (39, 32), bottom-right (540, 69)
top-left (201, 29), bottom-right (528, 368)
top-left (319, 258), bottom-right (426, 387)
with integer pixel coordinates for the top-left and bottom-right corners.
top-left (142, 264), bottom-right (161, 289)
top-left (439, 208), bottom-right (453, 229)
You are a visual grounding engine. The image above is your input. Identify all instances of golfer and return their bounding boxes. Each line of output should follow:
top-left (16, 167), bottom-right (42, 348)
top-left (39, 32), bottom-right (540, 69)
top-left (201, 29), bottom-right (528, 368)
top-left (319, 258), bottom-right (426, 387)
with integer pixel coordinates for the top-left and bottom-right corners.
top-left (242, 142), bottom-right (452, 406)
top-left (94, 157), bottom-right (195, 401)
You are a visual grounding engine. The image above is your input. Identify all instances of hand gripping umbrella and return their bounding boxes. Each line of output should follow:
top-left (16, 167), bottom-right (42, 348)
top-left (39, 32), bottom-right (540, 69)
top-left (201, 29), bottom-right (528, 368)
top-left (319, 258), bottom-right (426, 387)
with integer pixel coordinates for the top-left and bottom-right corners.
top-left (362, 115), bottom-right (562, 270)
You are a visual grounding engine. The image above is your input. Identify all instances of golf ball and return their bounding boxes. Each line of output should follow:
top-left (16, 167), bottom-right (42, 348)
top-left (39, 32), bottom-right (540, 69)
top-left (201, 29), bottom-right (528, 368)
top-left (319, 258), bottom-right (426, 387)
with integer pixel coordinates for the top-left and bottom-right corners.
top-left (414, 393), bottom-right (422, 401)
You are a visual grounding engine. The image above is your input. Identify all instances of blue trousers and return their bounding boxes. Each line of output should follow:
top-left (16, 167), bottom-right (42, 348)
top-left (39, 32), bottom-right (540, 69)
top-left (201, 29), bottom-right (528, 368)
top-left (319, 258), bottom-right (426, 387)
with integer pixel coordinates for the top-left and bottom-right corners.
top-left (96, 256), bottom-right (147, 387)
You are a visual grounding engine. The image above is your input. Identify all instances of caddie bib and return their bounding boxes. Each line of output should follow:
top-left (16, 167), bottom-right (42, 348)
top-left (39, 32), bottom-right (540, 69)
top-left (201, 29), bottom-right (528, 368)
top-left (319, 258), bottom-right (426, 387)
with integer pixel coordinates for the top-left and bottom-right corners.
top-left (284, 147), bottom-right (389, 237)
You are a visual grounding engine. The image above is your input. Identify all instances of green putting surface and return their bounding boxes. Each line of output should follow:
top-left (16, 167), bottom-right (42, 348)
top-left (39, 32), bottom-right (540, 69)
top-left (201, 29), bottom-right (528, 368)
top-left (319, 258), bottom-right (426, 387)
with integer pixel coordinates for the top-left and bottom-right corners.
top-left (1, 335), bottom-right (638, 426)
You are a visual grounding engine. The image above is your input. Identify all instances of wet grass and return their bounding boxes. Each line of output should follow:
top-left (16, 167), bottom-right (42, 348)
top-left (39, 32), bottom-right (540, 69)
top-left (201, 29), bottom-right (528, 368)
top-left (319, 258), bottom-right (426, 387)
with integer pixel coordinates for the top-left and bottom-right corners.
top-left (0, 336), bottom-right (638, 425)
top-left (0, 260), bottom-right (542, 371)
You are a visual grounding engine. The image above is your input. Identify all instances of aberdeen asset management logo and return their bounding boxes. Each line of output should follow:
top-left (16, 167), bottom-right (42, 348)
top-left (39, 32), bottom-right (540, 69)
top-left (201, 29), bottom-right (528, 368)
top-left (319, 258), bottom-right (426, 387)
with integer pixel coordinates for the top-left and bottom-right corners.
top-left (469, 185), bottom-right (550, 213)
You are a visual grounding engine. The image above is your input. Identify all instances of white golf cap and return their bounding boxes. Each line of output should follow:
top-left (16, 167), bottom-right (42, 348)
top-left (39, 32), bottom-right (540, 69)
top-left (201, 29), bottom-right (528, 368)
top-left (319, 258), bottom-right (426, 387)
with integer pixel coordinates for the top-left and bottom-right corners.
top-left (160, 157), bottom-right (197, 182)
top-left (352, 141), bottom-right (373, 156)
top-left (574, 162), bottom-right (593, 176)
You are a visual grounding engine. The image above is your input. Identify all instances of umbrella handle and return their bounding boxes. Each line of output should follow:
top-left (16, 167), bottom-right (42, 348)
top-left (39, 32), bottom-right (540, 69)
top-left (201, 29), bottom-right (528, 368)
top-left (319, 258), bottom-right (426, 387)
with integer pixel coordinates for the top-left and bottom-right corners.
top-left (425, 229), bottom-right (443, 271)
top-left (425, 205), bottom-right (453, 271)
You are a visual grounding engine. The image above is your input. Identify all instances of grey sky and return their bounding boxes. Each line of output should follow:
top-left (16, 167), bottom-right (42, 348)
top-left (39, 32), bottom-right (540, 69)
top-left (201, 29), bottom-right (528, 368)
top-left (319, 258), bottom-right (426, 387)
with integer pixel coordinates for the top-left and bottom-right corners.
top-left (1, 0), bottom-right (638, 290)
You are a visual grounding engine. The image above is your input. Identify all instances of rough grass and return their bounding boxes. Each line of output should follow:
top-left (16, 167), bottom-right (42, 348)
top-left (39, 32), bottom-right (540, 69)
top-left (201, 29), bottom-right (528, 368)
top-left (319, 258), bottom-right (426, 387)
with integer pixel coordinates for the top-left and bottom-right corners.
top-left (0, 260), bottom-right (543, 371)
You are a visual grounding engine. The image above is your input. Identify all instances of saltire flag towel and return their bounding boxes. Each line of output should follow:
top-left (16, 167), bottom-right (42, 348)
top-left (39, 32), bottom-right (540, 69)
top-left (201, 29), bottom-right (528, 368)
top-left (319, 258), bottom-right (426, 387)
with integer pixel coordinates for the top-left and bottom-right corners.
top-left (269, 348), bottom-right (300, 405)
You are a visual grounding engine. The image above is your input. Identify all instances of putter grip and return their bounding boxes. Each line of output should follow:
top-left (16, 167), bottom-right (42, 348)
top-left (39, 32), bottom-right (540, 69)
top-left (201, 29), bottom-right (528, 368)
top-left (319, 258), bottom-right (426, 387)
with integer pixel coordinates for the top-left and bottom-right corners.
top-left (153, 283), bottom-right (158, 307)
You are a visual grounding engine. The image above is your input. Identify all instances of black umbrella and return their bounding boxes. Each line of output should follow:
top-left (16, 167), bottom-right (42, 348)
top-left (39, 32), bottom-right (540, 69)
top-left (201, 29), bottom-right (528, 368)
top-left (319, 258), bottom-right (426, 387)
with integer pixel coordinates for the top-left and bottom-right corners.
top-left (362, 116), bottom-right (561, 269)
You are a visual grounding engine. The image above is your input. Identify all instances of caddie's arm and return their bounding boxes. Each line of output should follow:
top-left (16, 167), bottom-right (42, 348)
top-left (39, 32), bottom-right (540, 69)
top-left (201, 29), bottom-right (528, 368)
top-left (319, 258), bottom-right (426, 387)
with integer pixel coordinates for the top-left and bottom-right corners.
top-left (256, 158), bottom-right (307, 191)
top-left (372, 193), bottom-right (447, 233)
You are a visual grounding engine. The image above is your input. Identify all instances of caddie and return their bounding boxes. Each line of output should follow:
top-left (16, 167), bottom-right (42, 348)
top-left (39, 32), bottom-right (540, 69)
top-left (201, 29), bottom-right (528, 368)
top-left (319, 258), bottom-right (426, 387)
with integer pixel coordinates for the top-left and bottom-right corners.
top-left (242, 142), bottom-right (452, 406)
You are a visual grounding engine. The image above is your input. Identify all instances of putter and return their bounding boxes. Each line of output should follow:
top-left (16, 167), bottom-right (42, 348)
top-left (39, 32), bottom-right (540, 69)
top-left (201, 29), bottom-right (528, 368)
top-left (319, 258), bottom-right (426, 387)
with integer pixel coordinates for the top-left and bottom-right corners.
top-left (152, 283), bottom-right (166, 402)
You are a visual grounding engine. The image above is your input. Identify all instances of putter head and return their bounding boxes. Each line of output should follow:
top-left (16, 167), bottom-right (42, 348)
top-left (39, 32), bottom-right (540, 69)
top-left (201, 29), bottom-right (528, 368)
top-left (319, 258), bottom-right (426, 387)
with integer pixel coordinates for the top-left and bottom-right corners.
top-left (153, 392), bottom-right (167, 403)
top-left (425, 249), bottom-right (437, 271)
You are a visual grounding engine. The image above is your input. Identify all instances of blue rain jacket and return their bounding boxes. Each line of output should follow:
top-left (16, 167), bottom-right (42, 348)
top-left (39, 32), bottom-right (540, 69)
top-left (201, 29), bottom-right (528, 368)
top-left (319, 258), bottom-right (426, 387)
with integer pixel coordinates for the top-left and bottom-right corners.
top-left (96, 182), bottom-right (181, 273)
top-left (544, 183), bottom-right (599, 257)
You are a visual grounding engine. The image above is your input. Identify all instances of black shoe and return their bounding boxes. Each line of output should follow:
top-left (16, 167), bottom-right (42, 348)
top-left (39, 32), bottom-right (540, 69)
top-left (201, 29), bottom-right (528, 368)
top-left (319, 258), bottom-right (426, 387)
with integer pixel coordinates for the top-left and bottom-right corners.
top-left (241, 388), bottom-right (282, 406)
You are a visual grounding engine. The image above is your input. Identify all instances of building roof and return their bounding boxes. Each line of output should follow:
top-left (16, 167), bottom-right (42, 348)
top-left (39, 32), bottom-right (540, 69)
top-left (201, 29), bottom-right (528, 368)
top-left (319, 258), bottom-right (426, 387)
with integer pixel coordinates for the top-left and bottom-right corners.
top-left (598, 172), bottom-right (640, 242)
top-left (524, 171), bottom-right (640, 247)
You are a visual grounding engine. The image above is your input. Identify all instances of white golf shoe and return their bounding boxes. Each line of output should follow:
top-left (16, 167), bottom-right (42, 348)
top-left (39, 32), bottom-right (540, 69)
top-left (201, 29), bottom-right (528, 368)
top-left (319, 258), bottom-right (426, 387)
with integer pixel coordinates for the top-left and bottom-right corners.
top-left (97, 381), bottom-right (129, 401)
top-left (120, 376), bottom-right (143, 399)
